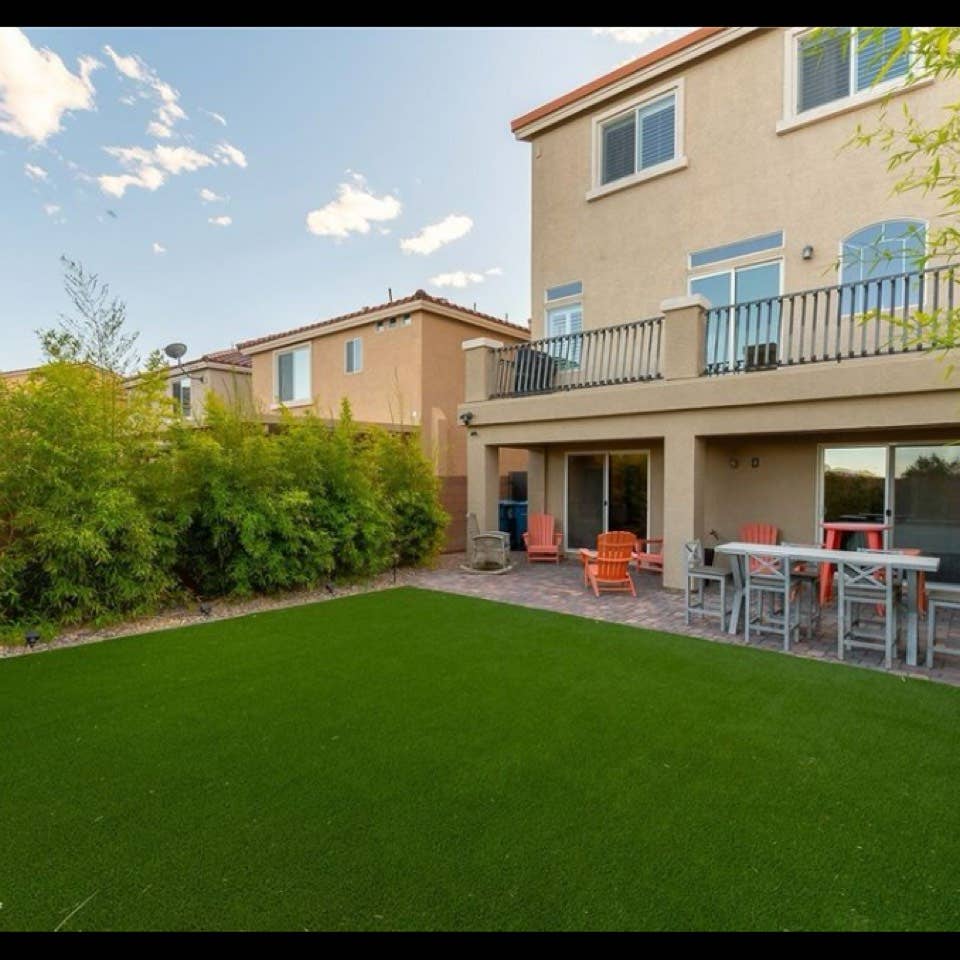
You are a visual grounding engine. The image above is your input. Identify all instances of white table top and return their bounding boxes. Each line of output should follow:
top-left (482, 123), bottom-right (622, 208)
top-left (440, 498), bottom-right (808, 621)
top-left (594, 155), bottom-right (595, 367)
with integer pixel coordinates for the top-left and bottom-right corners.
top-left (716, 541), bottom-right (940, 573)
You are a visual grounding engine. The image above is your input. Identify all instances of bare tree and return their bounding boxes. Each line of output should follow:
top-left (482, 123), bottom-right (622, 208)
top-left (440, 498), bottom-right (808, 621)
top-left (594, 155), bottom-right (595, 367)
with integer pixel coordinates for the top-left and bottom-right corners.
top-left (37, 256), bottom-right (141, 375)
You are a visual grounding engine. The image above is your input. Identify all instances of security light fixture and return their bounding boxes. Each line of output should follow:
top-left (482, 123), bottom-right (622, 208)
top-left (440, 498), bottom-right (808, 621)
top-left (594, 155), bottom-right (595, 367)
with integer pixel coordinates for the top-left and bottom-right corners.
top-left (751, 457), bottom-right (761, 469)
top-left (801, 244), bottom-right (814, 260)
top-left (459, 411), bottom-right (474, 426)
top-left (729, 457), bottom-right (739, 469)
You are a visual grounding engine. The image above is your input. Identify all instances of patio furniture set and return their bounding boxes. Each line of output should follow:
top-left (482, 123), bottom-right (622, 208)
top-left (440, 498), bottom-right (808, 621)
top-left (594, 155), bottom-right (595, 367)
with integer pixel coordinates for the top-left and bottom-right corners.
top-left (468, 511), bottom-right (960, 671)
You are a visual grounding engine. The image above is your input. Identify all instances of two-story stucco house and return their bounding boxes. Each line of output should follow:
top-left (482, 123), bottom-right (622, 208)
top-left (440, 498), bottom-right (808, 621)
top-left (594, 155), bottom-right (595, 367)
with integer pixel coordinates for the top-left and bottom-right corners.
top-left (162, 349), bottom-right (253, 421)
top-left (461, 26), bottom-right (960, 589)
top-left (236, 289), bottom-right (530, 551)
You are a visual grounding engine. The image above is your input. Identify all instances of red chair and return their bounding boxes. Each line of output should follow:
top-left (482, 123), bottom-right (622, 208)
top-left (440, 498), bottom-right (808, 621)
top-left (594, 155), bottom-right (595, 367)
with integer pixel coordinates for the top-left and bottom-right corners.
top-left (522, 513), bottom-right (562, 563)
top-left (739, 522), bottom-right (779, 573)
top-left (633, 537), bottom-right (664, 575)
top-left (585, 531), bottom-right (637, 597)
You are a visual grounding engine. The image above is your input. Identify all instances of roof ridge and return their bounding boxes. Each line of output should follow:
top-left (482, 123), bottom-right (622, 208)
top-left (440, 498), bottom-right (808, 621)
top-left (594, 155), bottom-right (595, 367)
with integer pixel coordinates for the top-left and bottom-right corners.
top-left (236, 290), bottom-right (530, 351)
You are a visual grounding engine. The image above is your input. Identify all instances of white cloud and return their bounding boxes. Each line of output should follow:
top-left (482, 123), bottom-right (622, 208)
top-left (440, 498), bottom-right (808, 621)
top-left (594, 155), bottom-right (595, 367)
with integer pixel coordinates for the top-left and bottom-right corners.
top-left (400, 214), bottom-right (473, 255)
top-left (24, 162), bottom-right (47, 181)
top-left (119, 94), bottom-right (137, 106)
top-left (306, 176), bottom-right (402, 238)
top-left (485, 266), bottom-right (503, 276)
top-left (147, 120), bottom-right (171, 138)
top-left (0, 28), bottom-right (100, 143)
top-left (199, 187), bottom-right (226, 203)
top-left (208, 215), bottom-right (232, 227)
top-left (43, 202), bottom-right (60, 216)
top-left (103, 44), bottom-right (187, 132)
top-left (429, 271), bottom-right (485, 289)
top-left (152, 241), bottom-right (166, 254)
top-left (97, 143), bottom-right (215, 196)
top-left (98, 167), bottom-right (165, 198)
top-left (213, 141), bottom-right (247, 168)
top-left (202, 108), bottom-right (227, 126)
top-left (591, 26), bottom-right (697, 48)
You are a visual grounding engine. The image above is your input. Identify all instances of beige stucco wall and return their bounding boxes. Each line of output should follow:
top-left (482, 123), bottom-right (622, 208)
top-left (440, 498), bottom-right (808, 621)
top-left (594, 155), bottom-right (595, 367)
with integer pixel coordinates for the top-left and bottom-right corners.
top-left (170, 366), bottom-right (252, 421)
top-left (248, 311), bottom-right (424, 427)
top-left (528, 28), bottom-right (957, 336)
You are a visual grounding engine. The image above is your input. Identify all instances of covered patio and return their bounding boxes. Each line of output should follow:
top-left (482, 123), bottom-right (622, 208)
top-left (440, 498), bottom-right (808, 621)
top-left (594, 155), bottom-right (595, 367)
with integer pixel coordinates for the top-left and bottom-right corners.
top-left (416, 551), bottom-right (960, 686)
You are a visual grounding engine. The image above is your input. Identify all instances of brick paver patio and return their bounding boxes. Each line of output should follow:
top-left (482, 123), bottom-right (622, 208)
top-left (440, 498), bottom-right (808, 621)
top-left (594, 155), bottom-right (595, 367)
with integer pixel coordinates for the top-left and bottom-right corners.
top-left (414, 553), bottom-right (960, 686)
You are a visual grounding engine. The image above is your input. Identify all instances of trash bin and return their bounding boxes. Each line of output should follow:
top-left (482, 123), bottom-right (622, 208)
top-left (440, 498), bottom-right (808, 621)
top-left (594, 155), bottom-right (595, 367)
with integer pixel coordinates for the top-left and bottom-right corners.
top-left (498, 500), bottom-right (529, 551)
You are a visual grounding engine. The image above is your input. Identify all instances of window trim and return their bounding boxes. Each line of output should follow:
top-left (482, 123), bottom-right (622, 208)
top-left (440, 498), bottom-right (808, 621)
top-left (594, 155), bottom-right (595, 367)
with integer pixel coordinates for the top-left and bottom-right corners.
top-left (273, 343), bottom-right (312, 407)
top-left (778, 27), bottom-right (928, 135)
top-left (587, 77), bottom-right (686, 201)
top-left (344, 336), bottom-right (363, 374)
top-left (688, 231), bottom-right (786, 271)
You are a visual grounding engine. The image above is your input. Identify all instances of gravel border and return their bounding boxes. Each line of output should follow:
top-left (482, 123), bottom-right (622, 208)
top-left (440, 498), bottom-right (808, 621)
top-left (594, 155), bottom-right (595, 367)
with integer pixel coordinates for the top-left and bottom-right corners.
top-left (0, 554), bottom-right (467, 659)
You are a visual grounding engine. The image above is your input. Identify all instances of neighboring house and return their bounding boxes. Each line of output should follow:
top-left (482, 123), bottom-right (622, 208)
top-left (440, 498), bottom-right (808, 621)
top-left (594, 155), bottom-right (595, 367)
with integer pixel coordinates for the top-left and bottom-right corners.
top-left (160, 349), bottom-right (253, 421)
top-left (236, 290), bottom-right (530, 551)
top-left (460, 26), bottom-right (960, 589)
top-left (0, 368), bottom-right (35, 387)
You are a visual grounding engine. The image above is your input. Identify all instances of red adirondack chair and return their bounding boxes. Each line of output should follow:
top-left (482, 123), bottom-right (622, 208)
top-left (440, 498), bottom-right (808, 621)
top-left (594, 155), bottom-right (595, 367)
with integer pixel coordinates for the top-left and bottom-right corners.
top-left (585, 531), bottom-right (637, 597)
top-left (522, 513), bottom-right (562, 563)
top-left (633, 537), bottom-right (664, 574)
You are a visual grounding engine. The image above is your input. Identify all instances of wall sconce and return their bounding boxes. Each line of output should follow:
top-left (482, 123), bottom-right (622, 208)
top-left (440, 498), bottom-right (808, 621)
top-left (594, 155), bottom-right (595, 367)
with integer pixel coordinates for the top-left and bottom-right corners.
top-left (729, 457), bottom-right (739, 469)
top-left (751, 457), bottom-right (760, 469)
top-left (801, 244), bottom-right (814, 260)
top-left (459, 410), bottom-right (474, 426)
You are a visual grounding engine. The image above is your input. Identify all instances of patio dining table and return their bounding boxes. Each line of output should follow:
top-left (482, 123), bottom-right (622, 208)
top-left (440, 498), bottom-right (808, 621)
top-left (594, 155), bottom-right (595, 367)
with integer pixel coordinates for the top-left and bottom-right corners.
top-left (715, 542), bottom-right (939, 667)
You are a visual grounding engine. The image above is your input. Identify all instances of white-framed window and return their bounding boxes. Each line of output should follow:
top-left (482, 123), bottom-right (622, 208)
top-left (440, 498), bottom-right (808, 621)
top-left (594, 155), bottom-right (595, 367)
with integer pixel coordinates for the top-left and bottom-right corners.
top-left (589, 80), bottom-right (685, 198)
top-left (345, 337), bottom-right (362, 374)
top-left (172, 376), bottom-right (191, 418)
top-left (839, 219), bottom-right (925, 314)
top-left (545, 301), bottom-right (583, 367)
top-left (690, 259), bottom-right (783, 370)
top-left (275, 344), bottom-right (311, 404)
top-left (781, 28), bottom-right (914, 131)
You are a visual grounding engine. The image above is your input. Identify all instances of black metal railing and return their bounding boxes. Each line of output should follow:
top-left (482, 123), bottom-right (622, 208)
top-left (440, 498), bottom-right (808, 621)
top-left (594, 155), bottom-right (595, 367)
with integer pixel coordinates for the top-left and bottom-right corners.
top-left (489, 316), bottom-right (662, 398)
top-left (703, 266), bottom-right (957, 375)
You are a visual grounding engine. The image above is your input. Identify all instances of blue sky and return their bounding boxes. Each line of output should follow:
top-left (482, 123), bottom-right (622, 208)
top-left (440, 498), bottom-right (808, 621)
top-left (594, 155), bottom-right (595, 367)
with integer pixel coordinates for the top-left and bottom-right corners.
top-left (1, 26), bottom-right (694, 371)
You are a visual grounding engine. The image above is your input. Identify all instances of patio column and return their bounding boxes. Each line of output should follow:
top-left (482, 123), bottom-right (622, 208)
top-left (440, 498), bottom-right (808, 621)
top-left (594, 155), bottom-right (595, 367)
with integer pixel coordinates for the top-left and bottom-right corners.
top-left (662, 429), bottom-right (706, 590)
top-left (526, 447), bottom-right (546, 514)
top-left (466, 434), bottom-right (500, 534)
top-left (660, 294), bottom-right (709, 380)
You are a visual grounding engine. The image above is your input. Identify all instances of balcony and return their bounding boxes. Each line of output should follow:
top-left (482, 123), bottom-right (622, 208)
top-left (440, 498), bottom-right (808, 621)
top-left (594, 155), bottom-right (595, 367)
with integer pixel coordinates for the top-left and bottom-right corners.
top-left (481, 267), bottom-right (956, 399)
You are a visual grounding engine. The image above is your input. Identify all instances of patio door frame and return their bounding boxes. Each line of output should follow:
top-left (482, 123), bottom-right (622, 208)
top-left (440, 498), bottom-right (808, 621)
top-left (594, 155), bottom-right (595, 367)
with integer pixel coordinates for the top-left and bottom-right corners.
top-left (563, 449), bottom-right (651, 552)
top-left (815, 440), bottom-right (957, 546)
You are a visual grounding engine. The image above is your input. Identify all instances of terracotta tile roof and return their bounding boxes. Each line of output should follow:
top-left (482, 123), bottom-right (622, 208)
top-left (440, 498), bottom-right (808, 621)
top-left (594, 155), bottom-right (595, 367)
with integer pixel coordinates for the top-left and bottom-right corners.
top-left (235, 289), bottom-right (530, 350)
top-left (510, 27), bottom-right (727, 134)
top-left (198, 348), bottom-right (252, 369)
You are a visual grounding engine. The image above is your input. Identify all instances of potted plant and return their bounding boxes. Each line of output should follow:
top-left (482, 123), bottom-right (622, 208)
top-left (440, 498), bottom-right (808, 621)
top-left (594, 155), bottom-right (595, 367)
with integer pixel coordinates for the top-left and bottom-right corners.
top-left (703, 530), bottom-right (721, 566)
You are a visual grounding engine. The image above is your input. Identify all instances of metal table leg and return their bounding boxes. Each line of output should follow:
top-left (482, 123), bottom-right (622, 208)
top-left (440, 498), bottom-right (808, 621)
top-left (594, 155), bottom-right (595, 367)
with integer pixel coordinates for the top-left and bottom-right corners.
top-left (905, 569), bottom-right (919, 667)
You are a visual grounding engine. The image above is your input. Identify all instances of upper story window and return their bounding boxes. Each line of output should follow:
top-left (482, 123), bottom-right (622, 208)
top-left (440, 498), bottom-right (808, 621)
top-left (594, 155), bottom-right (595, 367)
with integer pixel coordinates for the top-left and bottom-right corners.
top-left (345, 337), bottom-right (363, 374)
top-left (276, 344), bottom-right (310, 404)
top-left (840, 219), bottom-right (925, 313)
top-left (589, 81), bottom-right (685, 199)
top-left (781, 28), bottom-right (914, 132)
top-left (172, 376), bottom-right (191, 418)
top-left (544, 282), bottom-right (582, 366)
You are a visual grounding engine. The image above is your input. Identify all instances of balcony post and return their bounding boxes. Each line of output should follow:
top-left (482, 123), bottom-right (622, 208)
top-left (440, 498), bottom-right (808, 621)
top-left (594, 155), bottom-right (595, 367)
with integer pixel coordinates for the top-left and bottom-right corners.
top-left (660, 294), bottom-right (709, 380)
top-left (462, 337), bottom-right (504, 403)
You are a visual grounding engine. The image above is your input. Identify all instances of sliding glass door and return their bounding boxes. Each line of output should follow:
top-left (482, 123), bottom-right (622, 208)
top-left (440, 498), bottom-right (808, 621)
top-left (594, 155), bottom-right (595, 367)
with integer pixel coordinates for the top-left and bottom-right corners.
top-left (820, 443), bottom-right (960, 581)
top-left (565, 451), bottom-right (649, 550)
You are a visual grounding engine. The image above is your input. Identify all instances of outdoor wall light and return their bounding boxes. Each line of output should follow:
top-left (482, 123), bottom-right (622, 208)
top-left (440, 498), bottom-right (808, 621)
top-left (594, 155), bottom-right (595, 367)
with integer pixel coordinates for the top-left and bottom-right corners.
top-left (729, 457), bottom-right (739, 469)
top-left (459, 410), bottom-right (474, 426)
top-left (801, 244), bottom-right (814, 260)
top-left (751, 457), bottom-right (760, 469)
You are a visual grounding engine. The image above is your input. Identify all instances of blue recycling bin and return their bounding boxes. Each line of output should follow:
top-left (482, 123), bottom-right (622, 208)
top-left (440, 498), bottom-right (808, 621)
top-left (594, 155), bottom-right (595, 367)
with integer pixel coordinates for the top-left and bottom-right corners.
top-left (498, 500), bottom-right (529, 551)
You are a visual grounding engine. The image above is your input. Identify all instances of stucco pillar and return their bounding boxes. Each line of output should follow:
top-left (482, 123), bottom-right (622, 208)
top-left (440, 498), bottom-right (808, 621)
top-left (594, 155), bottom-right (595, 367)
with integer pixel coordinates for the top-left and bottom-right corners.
top-left (660, 294), bottom-right (709, 380)
top-left (461, 337), bottom-right (504, 404)
top-left (662, 430), bottom-right (706, 590)
top-left (466, 434), bottom-right (500, 534)
top-left (526, 447), bottom-right (547, 514)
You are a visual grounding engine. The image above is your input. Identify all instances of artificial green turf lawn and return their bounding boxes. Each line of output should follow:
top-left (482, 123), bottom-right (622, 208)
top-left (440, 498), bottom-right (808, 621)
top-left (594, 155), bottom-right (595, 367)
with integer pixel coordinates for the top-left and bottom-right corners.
top-left (1, 587), bottom-right (959, 931)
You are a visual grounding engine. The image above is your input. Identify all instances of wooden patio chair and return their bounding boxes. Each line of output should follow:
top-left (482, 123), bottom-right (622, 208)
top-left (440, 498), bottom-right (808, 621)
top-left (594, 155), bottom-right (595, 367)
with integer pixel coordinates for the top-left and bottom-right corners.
top-left (522, 513), bottom-right (562, 563)
top-left (739, 522), bottom-right (779, 573)
top-left (585, 531), bottom-right (637, 597)
top-left (633, 537), bottom-right (664, 575)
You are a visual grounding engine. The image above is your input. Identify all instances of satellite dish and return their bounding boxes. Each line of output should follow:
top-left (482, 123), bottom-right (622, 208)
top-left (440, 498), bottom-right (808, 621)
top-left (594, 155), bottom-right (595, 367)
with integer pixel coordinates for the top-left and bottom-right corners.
top-left (164, 342), bottom-right (188, 361)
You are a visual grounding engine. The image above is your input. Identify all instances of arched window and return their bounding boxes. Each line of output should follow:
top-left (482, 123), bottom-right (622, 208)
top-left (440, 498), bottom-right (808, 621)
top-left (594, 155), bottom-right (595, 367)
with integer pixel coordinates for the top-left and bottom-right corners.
top-left (840, 219), bottom-right (925, 313)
